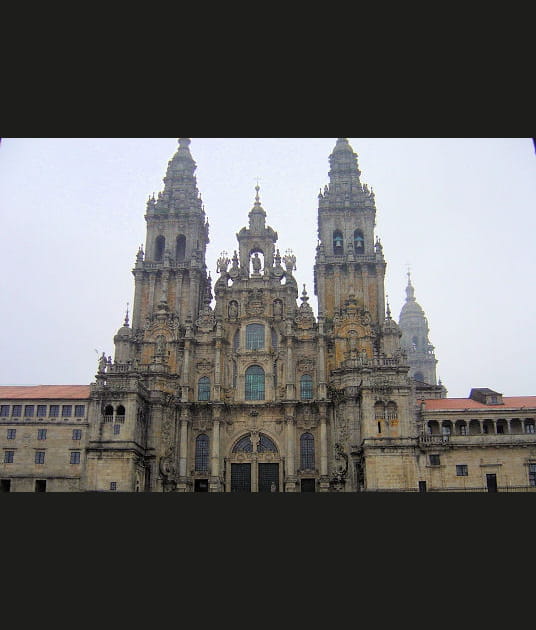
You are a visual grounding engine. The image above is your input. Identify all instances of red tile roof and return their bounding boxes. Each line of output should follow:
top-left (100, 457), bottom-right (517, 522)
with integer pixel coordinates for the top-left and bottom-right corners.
top-left (0, 385), bottom-right (90, 400)
top-left (420, 396), bottom-right (536, 411)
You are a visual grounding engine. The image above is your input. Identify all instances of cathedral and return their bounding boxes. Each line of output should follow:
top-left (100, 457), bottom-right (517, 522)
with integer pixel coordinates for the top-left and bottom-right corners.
top-left (1, 138), bottom-right (535, 492)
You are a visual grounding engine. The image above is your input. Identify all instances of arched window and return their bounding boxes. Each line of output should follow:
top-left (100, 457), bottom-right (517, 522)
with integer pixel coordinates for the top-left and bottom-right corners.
top-left (233, 434), bottom-right (253, 452)
top-left (386, 402), bottom-right (398, 421)
top-left (198, 376), bottom-right (210, 401)
top-left (155, 235), bottom-right (165, 261)
top-left (333, 230), bottom-right (344, 255)
top-left (245, 365), bottom-right (265, 400)
top-left (195, 434), bottom-right (209, 471)
top-left (300, 432), bottom-right (315, 470)
top-left (246, 324), bottom-right (264, 350)
top-left (104, 405), bottom-right (114, 420)
top-left (176, 235), bottom-right (186, 262)
top-left (116, 405), bottom-right (125, 416)
top-left (354, 229), bottom-right (364, 252)
top-left (374, 401), bottom-right (385, 419)
top-left (258, 434), bottom-right (277, 452)
top-left (300, 374), bottom-right (313, 400)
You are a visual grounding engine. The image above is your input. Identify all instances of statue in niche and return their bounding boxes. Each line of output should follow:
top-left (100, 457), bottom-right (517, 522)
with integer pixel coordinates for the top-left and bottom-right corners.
top-left (273, 299), bottom-right (283, 317)
top-left (347, 330), bottom-right (359, 358)
top-left (251, 252), bottom-right (262, 275)
top-left (156, 335), bottom-right (166, 355)
top-left (228, 301), bottom-right (238, 319)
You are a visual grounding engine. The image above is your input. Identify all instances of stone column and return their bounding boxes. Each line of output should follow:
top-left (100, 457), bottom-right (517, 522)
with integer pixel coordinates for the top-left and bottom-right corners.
top-left (285, 319), bottom-right (295, 399)
top-left (317, 316), bottom-right (327, 399)
top-left (178, 410), bottom-right (189, 478)
top-left (284, 406), bottom-right (297, 492)
top-left (210, 417), bottom-right (221, 492)
top-left (132, 269), bottom-right (144, 330)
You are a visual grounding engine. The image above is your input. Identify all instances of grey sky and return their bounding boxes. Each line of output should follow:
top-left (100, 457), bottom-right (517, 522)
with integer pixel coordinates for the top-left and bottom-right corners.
top-left (1, 138), bottom-right (534, 398)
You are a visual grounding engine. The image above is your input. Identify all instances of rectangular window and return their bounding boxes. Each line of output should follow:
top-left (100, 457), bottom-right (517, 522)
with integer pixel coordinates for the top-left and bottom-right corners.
top-left (110, 482), bottom-right (117, 491)
top-left (529, 464), bottom-right (536, 487)
top-left (35, 451), bottom-right (45, 464)
top-left (418, 480), bottom-right (427, 492)
top-left (526, 422), bottom-right (535, 434)
top-left (70, 451), bottom-right (81, 464)
top-left (7, 429), bottom-right (16, 440)
top-left (74, 405), bottom-right (85, 417)
top-left (24, 405), bottom-right (34, 417)
top-left (49, 405), bottom-right (59, 417)
top-left (429, 454), bottom-right (441, 466)
top-left (72, 429), bottom-right (82, 441)
top-left (4, 451), bottom-right (14, 463)
top-left (12, 405), bottom-right (21, 417)
top-left (35, 480), bottom-right (47, 493)
top-left (456, 464), bottom-right (468, 476)
top-left (0, 405), bottom-right (9, 417)
top-left (246, 324), bottom-right (265, 350)
top-left (36, 405), bottom-right (47, 417)
top-left (62, 405), bottom-right (72, 417)
top-left (37, 429), bottom-right (47, 440)
top-left (113, 424), bottom-right (121, 435)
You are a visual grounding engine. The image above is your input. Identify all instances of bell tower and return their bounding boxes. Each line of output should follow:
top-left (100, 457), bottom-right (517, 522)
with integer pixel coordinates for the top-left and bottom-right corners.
top-left (131, 138), bottom-right (210, 331)
top-left (314, 138), bottom-right (386, 326)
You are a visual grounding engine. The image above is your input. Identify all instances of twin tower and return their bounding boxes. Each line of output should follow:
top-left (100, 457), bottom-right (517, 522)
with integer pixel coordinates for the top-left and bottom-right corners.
top-left (87, 138), bottom-right (442, 492)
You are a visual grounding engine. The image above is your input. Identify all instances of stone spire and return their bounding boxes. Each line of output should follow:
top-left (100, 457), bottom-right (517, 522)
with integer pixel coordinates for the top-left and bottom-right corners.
top-left (398, 272), bottom-right (438, 386)
top-left (317, 138), bottom-right (375, 210)
top-left (152, 138), bottom-right (204, 215)
top-left (248, 184), bottom-right (267, 233)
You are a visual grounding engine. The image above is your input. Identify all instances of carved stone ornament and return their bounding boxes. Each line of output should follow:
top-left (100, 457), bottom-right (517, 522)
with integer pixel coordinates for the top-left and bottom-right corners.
top-left (196, 358), bottom-right (214, 374)
top-left (246, 289), bottom-right (265, 316)
top-left (195, 306), bottom-right (216, 333)
top-left (296, 357), bottom-right (314, 373)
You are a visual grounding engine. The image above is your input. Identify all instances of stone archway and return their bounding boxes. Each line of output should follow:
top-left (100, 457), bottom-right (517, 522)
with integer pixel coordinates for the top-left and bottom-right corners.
top-left (227, 431), bottom-right (281, 492)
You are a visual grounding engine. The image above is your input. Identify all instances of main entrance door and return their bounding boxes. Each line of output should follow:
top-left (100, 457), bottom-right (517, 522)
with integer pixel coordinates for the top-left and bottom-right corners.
top-left (231, 463), bottom-right (251, 492)
top-left (228, 432), bottom-right (280, 492)
top-left (258, 463), bottom-right (279, 492)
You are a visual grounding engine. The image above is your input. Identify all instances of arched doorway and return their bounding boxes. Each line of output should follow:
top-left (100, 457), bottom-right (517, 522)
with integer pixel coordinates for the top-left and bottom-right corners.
top-left (227, 432), bottom-right (281, 492)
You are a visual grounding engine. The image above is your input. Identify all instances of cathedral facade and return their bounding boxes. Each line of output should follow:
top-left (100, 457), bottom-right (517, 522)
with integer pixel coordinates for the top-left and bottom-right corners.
top-left (2, 138), bottom-right (536, 492)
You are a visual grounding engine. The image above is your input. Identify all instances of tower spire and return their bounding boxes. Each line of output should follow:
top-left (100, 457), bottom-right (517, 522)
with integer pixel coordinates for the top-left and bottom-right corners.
top-left (154, 138), bottom-right (204, 215)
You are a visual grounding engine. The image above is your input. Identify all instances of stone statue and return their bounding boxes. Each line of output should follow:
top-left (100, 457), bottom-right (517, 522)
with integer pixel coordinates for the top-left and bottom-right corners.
top-left (251, 252), bottom-right (262, 274)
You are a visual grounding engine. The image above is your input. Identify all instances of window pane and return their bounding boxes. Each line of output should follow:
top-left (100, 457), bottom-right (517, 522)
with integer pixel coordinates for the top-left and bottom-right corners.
top-left (5, 451), bottom-right (14, 463)
top-left (246, 324), bottom-right (264, 350)
top-left (62, 405), bottom-right (72, 417)
top-left (35, 451), bottom-right (45, 464)
top-left (49, 405), bottom-right (59, 417)
top-left (72, 429), bottom-right (82, 440)
top-left (12, 405), bottom-right (21, 417)
top-left (0, 405), bottom-right (10, 417)
top-left (300, 433), bottom-right (315, 469)
top-left (198, 377), bottom-right (211, 401)
top-left (70, 451), bottom-right (80, 464)
top-left (37, 429), bottom-right (47, 440)
top-left (37, 405), bottom-right (47, 417)
top-left (74, 405), bottom-right (85, 417)
top-left (195, 434), bottom-right (209, 471)
top-left (7, 429), bottom-right (16, 439)
top-left (25, 405), bottom-right (34, 417)
top-left (300, 375), bottom-right (313, 400)
top-left (245, 365), bottom-right (265, 400)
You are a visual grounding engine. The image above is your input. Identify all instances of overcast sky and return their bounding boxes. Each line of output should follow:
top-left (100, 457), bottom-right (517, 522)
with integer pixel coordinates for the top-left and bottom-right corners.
top-left (1, 138), bottom-right (534, 398)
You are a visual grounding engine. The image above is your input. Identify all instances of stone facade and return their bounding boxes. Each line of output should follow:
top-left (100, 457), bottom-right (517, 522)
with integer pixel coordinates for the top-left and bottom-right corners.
top-left (2, 138), bottom-right (536, 492)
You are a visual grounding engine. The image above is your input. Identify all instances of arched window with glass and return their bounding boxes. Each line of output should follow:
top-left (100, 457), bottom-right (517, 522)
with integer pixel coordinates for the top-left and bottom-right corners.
top-left (354, 229), bottom-right (364, 253)
top-left (246, 324), bottom-right (265, 350)
top-left (155, 235), bottom-right (165, 261)
top-left (300, 374), bottom-right (313, 400)
top-left (300, 432), bottom-right (315, 470)
top-left (176, 234), bottom-right (186, 262)
top-left (333, 230), bottom-right (344, 255)
top-left (245, 365), bottom-right (265, 400)
top-left (195, 434), bottom-right (209, 472)
top-left (198, 376), bottom-right (211, 401)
